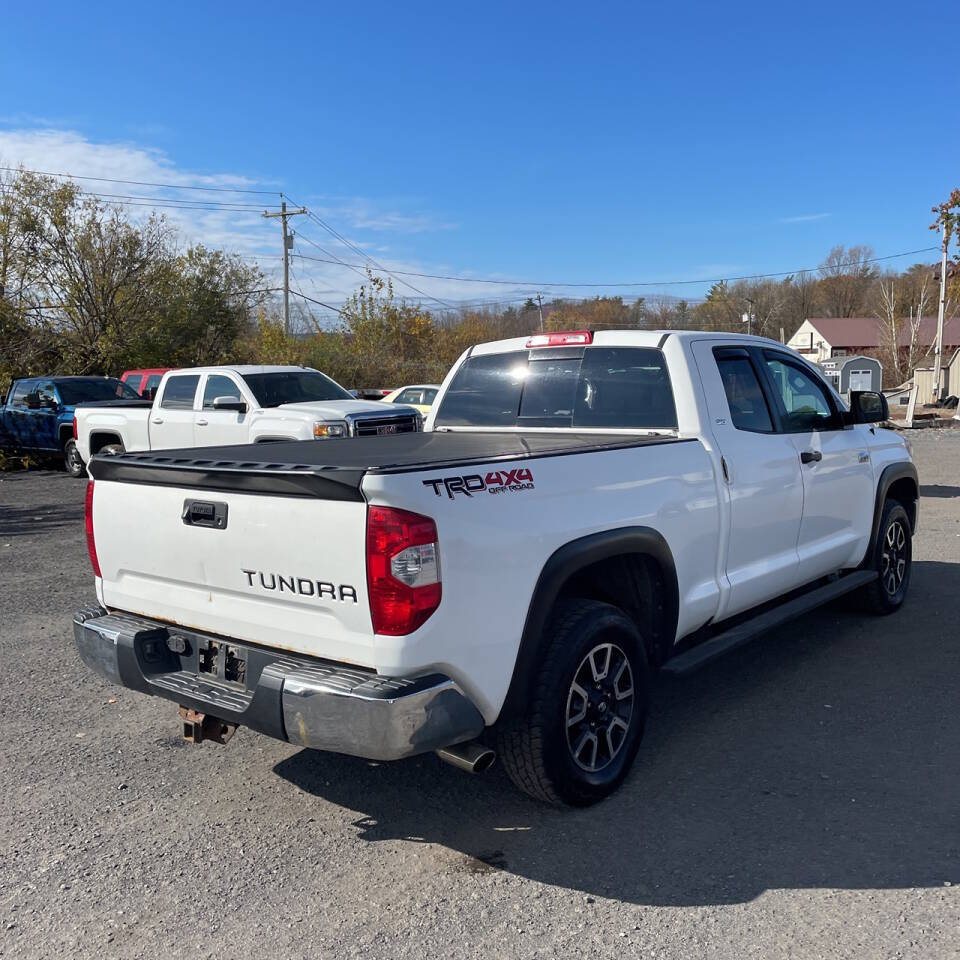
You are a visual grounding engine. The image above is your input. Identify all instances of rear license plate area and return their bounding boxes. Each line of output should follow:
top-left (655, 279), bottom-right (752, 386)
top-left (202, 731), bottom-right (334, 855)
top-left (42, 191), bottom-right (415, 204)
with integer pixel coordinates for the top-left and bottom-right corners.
top-left (197, 639), bottom-right (248, 686)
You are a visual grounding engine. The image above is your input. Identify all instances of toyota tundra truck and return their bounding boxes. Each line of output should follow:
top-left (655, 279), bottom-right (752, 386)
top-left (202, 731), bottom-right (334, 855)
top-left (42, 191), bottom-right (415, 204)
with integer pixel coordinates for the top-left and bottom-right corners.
top-left (72, 330), bottom-right (917, 805)
top-left (73, 365), bottom-right (422, 468)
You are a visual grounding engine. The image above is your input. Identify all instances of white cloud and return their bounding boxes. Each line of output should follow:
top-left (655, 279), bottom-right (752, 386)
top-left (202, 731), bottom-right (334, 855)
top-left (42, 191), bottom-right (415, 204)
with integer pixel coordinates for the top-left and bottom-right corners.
top-left (779, 212), bottom-right (832, 223)
top-left (0, 128), bottom-right (491, 314)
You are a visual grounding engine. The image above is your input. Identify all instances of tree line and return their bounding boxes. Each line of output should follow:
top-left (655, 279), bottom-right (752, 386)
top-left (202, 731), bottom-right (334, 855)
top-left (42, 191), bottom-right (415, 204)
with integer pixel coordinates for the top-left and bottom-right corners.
top-left (2, 169), bottom-right (957, 393)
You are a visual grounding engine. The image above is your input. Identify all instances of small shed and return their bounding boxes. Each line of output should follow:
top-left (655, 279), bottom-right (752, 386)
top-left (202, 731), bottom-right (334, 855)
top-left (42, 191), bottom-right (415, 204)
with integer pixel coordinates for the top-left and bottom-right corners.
top-left (913, 350), bottom-right (960, 404)
top-left (818, 355), bottom-right (883, 395)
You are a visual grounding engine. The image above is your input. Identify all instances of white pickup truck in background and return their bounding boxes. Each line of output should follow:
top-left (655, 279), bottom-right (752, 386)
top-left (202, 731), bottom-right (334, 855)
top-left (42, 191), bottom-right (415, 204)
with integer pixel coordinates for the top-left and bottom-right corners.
top-left (73, 365), bottom-right (421, 465)
top-left (73, 330), bottom-right (917, 805)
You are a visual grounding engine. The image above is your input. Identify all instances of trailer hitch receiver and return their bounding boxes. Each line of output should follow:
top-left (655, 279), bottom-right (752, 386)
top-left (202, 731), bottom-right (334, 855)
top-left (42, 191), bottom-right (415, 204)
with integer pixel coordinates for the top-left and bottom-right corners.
top-left (179, 706), bottom-right (238, 745)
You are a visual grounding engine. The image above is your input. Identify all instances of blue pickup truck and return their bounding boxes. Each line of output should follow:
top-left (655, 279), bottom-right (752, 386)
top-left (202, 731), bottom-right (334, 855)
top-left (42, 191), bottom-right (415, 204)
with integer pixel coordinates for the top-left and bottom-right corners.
top-left (0, 376), bottom-right (139, 476)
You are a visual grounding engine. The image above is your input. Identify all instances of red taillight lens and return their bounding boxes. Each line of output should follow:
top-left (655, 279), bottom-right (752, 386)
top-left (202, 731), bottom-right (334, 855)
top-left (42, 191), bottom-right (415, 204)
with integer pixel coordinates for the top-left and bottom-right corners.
top-left (366, 506), bottom-right (441, 636)
top-left (72, 415), bottom-right (78, 440)
top-left (525, 330), bottom-right (592, 348)
top-left (84, 481), bottom-right (102, 578)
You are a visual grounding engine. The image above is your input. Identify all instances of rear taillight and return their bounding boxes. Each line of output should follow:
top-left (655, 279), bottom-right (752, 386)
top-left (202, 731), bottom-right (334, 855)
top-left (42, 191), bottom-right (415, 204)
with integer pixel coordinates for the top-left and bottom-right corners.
top-left (72, 415), bottom-right (77, 440)
top-left (84, 481), bottom-right (102, 578)
top-left (366, 506), bottom-right (441, 635)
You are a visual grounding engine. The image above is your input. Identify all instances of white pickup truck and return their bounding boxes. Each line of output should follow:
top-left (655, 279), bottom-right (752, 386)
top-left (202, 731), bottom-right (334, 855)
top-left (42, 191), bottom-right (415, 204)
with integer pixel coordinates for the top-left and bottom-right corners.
top-left (73, 365), bottom-right (421, 467)
top-left (73, 330), bottom-right (917, 805)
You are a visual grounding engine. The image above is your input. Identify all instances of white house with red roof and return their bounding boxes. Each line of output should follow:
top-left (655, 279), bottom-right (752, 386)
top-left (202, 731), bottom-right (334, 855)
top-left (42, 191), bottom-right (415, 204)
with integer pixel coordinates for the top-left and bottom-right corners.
top-left (788, 316), bottom-right (960, 367)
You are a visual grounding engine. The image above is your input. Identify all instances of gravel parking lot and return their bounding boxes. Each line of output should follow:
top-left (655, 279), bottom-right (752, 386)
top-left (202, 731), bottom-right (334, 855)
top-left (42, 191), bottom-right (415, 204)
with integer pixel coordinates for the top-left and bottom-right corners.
top-left (1, 432), bottom-right (958, 960)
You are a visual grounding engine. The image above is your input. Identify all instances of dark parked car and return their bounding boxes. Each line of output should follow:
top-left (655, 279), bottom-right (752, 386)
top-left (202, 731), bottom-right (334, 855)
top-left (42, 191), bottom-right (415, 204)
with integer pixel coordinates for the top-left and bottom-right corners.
top-left (0, 376), bottom-right (139, 476)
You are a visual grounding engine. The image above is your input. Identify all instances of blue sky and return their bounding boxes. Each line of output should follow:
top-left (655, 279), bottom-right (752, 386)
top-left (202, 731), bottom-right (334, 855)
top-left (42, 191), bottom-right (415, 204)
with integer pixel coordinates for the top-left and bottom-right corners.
top-left (1, 0), bottom-right (957, 312)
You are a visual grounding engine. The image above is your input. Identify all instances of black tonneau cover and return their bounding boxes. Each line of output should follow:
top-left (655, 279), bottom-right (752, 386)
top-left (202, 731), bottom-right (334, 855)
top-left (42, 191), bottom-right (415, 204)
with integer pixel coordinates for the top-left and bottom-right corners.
top-left (74, 399), bottom-right (154, 409)
top-left (88, 431), bottom-right (690, 500)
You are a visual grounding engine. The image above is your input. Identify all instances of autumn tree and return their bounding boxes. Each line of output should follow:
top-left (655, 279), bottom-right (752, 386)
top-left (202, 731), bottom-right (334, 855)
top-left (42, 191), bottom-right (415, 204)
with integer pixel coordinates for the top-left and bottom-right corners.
top-left (818, 245), bottom-right (877, 317)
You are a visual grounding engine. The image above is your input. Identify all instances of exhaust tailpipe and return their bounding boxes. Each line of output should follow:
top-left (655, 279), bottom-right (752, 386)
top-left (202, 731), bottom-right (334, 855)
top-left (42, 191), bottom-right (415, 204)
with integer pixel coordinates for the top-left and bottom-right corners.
top-left (436, 741), bottom-right (496, 774)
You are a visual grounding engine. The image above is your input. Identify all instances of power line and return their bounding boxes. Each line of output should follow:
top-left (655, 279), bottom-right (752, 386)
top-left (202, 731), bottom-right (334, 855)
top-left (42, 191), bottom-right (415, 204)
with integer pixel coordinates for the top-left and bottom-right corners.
top-left (80, 190), bottom-right (273, 211)
top-left (286, 257), bottom-right (339, 316)
top-left (293, 230), bottom-right (370, 282)
top-left (283, 193), bottom-right (454, 309)
top-left (1, 164), bottom-right (279, 196)
top-left (291, 246), bottom-right (941, 290)
top-left (289, 288), bottom-right (343, 312)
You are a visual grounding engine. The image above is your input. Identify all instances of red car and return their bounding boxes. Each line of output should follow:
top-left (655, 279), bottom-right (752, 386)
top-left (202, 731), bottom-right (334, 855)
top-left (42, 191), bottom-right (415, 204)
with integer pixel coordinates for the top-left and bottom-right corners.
top-left (121, 368), bottom-right (171, 401)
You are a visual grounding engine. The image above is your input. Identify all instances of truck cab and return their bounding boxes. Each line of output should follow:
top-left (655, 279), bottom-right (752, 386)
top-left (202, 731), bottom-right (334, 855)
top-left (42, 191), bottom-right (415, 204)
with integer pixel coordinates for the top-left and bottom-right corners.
top-left (75, 365), bottom-right (423, 465)
top-left (0, 376), bottom-right (138, 475)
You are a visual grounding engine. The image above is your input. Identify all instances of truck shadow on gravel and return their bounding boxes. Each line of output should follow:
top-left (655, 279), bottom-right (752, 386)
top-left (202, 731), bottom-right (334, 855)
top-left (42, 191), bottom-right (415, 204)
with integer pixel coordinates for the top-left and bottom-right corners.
top-left (0, 502), bottom-right (84, 538)
top-left (919, 484), bottom-right (960, 499)
top-left (275, 560), bottom-right (960, 907)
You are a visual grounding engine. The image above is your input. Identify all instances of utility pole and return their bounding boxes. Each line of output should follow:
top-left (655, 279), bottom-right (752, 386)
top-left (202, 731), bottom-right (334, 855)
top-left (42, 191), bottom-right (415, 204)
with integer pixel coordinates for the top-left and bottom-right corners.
top-left (263, 200), bottom-right (306, 335)
top-left (536, 293), bottom-right (544, 333)
top-left (931, 220), bottom-right (949, 406)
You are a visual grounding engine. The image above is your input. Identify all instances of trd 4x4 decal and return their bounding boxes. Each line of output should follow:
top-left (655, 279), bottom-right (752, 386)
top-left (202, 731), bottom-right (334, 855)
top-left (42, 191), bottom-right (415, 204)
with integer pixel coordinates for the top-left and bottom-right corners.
top-left (423, 468), bottom-right (535, 499)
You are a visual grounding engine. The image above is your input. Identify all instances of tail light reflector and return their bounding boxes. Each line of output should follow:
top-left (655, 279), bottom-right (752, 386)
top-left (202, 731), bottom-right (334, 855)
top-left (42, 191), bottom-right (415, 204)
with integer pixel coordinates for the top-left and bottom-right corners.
top-left (366, 506), bottom-right (441, 635)
top-left (72, 415), bottom-right (78, 440)
top-left (84, 481), bottom-right (102, 578)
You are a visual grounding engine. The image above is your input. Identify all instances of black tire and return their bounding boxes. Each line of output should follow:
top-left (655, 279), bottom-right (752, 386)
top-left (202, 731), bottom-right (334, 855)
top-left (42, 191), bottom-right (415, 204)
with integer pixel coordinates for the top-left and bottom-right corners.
top-left (496, 599), bottom-right (649, 806)
top-left (63, 439), bottom-right (86, 478)
top-left (859, 499), bottom-right (912, 614)
top-left (98, 441), bottom-right (125, 457)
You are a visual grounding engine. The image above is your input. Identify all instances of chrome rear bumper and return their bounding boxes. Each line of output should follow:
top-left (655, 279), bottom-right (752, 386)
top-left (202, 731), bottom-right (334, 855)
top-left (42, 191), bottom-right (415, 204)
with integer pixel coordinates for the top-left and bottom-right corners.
top-left (72, 606), bottom-right (484, 761)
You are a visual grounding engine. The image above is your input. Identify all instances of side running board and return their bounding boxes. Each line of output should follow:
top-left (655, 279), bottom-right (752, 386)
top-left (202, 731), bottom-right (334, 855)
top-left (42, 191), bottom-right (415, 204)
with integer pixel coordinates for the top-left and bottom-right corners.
top-left (662, 570), bottom-right (878, 676)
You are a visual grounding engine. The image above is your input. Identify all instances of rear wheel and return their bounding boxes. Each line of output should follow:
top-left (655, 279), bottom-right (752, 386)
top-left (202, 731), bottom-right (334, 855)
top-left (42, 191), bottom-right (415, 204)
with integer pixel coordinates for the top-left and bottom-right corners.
top-left (860, 499), bottom-right (912, 614)
top-left (98, 441), bottom-right (125, 457)
top-left (63, 439), bottom-right (86, 477)
top-left (496, 599), bottom-right (649, 806)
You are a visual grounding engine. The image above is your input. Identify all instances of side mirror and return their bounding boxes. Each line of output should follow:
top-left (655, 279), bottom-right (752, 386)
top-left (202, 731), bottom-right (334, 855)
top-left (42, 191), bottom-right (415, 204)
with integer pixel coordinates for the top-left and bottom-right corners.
top-left (212, 396), bottom-right (247, 413)
top-left (849, 390), bottom-right (888, 424)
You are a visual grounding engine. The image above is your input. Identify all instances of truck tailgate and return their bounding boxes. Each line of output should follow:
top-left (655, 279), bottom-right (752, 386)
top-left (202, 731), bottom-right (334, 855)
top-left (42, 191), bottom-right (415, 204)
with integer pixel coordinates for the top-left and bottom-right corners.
top-left (90, 477), bottom-right (374, 666)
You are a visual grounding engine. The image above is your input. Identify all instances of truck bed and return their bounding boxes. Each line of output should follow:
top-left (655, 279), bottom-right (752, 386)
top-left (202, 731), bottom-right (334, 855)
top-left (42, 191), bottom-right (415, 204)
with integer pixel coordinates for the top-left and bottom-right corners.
top-left (87, 431), bottom-right (691, 500)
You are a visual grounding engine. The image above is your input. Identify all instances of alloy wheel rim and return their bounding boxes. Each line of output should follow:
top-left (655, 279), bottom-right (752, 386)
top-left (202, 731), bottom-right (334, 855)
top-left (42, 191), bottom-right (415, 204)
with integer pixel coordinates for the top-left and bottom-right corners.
top-left (881, 519), bottom-right (907, 597)
top-left (565, 642), bottom-right (634, 773)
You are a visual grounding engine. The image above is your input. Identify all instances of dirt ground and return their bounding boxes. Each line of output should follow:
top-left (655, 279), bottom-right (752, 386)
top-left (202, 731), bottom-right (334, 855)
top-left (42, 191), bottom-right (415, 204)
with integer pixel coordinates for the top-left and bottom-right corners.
top-left (1, 432), bottom-right (958, 959)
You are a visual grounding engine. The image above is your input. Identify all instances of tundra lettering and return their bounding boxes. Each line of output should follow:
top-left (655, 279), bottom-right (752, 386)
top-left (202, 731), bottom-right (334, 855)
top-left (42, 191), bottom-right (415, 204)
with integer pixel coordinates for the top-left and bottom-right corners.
top-left (241, 569), bottom-right (358, 602)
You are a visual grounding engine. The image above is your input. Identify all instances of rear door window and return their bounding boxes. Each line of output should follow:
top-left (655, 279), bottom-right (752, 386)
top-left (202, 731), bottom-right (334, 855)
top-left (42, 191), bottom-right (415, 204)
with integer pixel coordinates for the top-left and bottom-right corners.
top-left (714, 349), bottom-right (775, 433)
top-left (125, 374), bottom-right (143, 394)
top-left (160, 375), bottom-right (200, 410)
top-left (10, 381), bottom-right (34, 409)
top-left (434, 347), bottom-right (677, 430)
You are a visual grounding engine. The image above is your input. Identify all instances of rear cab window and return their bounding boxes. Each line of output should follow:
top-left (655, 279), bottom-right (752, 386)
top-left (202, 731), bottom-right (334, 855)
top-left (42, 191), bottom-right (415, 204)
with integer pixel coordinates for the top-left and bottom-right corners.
top-left (160, 375), bottom-right (200, 410)
top-left (434, 347), bottom-right (678, 430)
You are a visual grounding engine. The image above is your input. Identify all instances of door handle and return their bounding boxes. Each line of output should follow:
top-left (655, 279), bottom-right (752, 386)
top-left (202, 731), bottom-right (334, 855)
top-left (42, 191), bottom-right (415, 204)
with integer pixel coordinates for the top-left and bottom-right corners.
top-left (151, 417), bottom-right (164, 424)
top-left (800, 450), bottom-right (822, 464)
top-left (196, 419), bottom-right (208, 426)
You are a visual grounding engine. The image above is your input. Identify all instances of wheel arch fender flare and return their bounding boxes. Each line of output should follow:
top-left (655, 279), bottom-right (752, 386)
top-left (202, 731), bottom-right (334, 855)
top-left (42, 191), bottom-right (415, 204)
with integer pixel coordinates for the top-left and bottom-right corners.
top-left (501, 526), bottom-right (679, 718)
top-left (864, 461), bottom-right (919, 566)
top-left (88, 430), bottom-right (124, 455)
